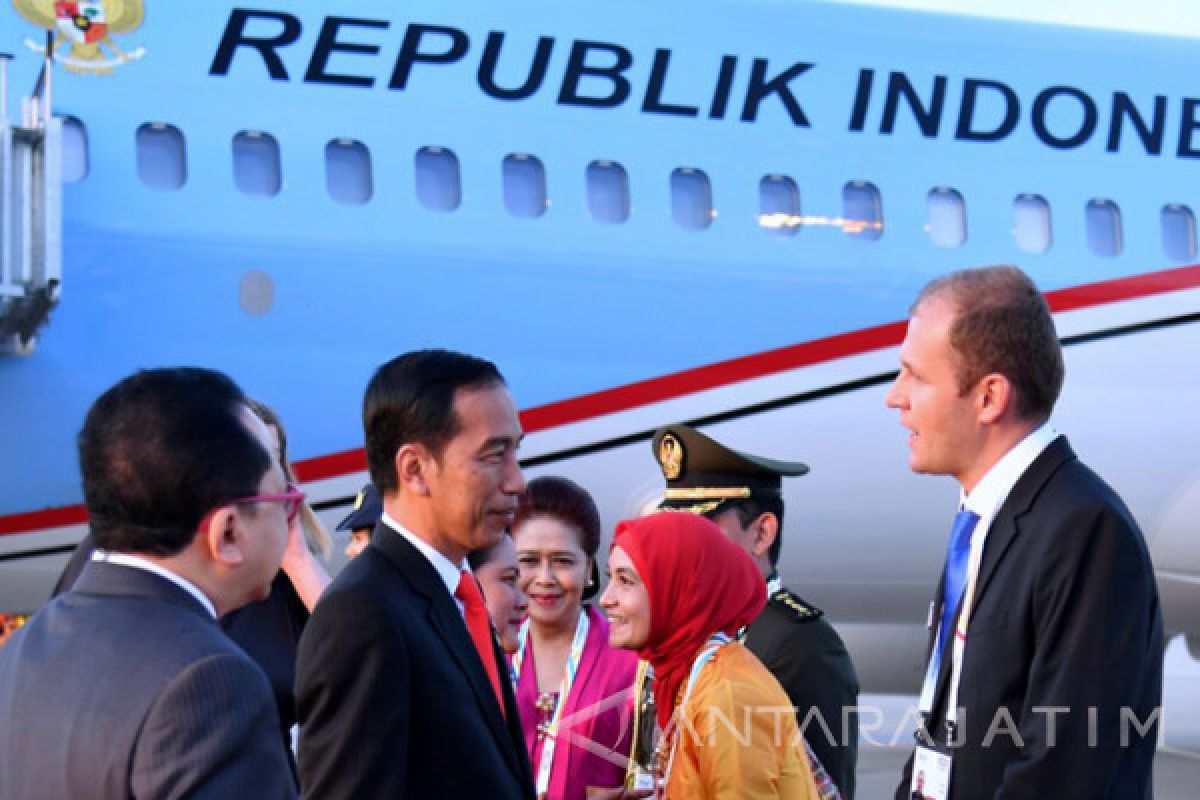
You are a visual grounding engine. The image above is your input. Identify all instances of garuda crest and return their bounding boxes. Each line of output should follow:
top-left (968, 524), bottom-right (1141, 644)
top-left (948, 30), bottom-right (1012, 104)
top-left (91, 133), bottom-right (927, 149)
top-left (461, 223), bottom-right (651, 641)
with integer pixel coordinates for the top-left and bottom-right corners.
top-left (14, 0), bottom-right (146, 74)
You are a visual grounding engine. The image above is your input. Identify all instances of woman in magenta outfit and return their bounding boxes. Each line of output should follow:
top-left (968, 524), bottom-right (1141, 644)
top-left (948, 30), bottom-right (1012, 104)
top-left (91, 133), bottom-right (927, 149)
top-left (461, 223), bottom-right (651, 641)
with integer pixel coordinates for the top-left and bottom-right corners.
top-left (511, 476), bottom-right (638, 800)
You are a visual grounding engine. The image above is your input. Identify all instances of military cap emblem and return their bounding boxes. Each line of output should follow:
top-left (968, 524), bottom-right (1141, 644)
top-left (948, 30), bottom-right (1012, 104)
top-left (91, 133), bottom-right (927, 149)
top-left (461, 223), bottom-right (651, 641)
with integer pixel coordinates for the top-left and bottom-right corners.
top-left (336, 482), bottom-right (382, 533)
top-left (652, 424), bottom-right (809, 514)
top-left (657, 432), bottom-right (684, 481)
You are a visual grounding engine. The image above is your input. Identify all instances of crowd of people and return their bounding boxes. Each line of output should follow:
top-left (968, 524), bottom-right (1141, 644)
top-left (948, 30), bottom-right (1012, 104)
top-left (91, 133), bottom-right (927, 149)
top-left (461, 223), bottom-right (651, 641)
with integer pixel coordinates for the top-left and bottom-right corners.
top-left (0, 265), bottom-right (1163, 800)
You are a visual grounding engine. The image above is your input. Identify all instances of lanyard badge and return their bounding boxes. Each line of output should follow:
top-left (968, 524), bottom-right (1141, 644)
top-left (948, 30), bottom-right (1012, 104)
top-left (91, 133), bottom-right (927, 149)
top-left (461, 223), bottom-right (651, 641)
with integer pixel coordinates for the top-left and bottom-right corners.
top-left (625, 659), bottom-right (661, 793)
top-left (910, 742), bottom-right (952, 800)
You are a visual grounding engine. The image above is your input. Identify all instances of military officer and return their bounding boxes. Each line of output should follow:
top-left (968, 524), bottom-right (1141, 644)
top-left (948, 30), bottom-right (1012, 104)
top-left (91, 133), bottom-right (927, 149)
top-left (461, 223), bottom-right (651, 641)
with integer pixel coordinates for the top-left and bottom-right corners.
top-left (335, 483), bottom-right (382, 559)
top-left (652, 424), bottom-right (860, 799)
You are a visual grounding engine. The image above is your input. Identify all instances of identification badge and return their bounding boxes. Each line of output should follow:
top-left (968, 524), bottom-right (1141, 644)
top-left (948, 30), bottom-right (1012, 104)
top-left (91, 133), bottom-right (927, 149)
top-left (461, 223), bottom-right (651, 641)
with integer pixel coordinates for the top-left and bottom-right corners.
top-left (625, 660), bottom-right (661, 794)
top-left (628, 767), bottom-right (657, 792)
top-left (910, 744), bottom-right (951, 800)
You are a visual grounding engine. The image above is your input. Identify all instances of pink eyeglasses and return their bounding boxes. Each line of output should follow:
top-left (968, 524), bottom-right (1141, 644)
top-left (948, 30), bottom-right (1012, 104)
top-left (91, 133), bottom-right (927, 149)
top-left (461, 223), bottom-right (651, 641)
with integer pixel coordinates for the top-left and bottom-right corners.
top-left (225, 483), bottom-right (307, 524)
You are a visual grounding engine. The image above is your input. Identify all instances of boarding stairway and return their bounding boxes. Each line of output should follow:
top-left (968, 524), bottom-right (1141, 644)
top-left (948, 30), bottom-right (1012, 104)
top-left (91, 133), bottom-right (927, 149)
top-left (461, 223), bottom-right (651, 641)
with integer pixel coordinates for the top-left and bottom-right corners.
top-left (0, 51), bottom-right (62, 356)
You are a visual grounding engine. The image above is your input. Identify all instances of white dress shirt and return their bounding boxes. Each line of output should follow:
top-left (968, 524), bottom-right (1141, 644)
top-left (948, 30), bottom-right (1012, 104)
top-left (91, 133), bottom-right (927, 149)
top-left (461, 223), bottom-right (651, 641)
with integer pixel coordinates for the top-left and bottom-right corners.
top-left (381, 511), bottom-right (471, 618)
top-left (943, 421), bottom-right (1058, 721)
top-left (91, 549), bottom-right (218, 619)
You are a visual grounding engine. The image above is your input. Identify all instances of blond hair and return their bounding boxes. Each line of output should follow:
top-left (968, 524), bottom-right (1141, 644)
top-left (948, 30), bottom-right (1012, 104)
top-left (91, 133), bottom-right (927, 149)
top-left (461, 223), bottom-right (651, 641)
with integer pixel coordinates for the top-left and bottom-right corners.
top-left (247, 399), bottom-right (332, 559)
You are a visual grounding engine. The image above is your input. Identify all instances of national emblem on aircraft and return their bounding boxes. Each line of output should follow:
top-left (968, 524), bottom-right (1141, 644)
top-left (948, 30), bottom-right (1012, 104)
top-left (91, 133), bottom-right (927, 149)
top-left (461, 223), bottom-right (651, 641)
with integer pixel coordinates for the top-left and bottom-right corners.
top-left (13, 0), bottom-right (145, 74)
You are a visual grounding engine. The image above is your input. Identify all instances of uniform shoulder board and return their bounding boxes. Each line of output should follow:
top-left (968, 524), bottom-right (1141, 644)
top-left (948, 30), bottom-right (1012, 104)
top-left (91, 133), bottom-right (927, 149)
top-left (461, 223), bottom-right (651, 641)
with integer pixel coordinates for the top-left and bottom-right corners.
top-left (770, 588), bottom-right (823, 622)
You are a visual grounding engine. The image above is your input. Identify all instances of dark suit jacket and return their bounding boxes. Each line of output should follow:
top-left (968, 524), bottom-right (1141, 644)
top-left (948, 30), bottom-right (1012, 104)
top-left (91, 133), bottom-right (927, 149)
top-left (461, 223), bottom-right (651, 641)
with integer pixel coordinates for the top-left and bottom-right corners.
top-left (896, 436), bottom-right (1163, 800)
top-left (744, 587), bottom-right (860, 799)
top-left (295, 523), bottom-right (535, 799)
top-left (223, 573), bottom-right (309, 741)
top-left (0, 561), bottom-right (296, 800)
top-left (55, 533), bottom-right (309, 766)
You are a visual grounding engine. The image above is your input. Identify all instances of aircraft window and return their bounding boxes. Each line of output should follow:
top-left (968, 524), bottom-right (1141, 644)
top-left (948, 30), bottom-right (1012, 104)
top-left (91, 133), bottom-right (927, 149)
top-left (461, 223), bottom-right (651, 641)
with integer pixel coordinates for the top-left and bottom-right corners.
top-left (325, 139), bottom-right (373, 205)
top-left (503, 154), bottom-right (547, 218)
top-left (586, 160), bottom-right (630, 224)
top-left (61, 116), bottom-right (88, 184)
top-left (1085, 199), bottom-right (1123, 257)
top-left (1161, 204), bottom-right (1197, 261)
top-left (1012, 194), bottom-right (1052, 254)
top-left (759, 175), bottom-right (800, 236)
top-left (843, 181), bottom-right (883, 240)
top-left (926, 188), bottom-right (966, 248)
top-left (136, 123), bottom-right (186, 191)
top-left (415, 146), bottom-right (462, 212)
top-left (671, 168), bottom-right (713, 230)
top-left (232, 131), bottom-right (281, 197)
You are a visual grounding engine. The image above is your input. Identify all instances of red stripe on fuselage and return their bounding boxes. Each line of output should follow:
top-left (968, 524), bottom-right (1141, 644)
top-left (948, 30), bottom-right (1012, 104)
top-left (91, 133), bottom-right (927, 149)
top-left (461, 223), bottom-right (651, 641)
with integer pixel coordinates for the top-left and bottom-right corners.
top-left (0, 505), bottom-right (89, 536)
top-left (3, 264), bottom-right (1198, 536)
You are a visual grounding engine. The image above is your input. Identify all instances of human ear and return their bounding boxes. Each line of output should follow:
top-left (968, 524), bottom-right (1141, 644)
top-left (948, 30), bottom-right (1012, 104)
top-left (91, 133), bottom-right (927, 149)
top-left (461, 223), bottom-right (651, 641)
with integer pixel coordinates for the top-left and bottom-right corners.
top-left (977, 373), bottom-right (1014, 424)
top-left (396, 443), bottom-right (431, 496)
top-left (751, 513), bottom-right (779, 560)
top-left (204, 508), bottom-right (244, 566)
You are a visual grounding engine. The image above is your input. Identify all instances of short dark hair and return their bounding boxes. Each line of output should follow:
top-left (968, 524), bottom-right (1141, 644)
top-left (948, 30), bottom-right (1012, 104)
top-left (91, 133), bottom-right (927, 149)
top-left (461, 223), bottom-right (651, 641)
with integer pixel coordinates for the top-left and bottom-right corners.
top-left (915, 265), bottom-right (1064, 421)
top-left (363, 350), bottom-right (505, 493)
top-left (708, 495), bottom-right (786, 568)
top-left (78, 368), bottom-right (270, 556)
top-left (514, 475), bottom-right (603, 600)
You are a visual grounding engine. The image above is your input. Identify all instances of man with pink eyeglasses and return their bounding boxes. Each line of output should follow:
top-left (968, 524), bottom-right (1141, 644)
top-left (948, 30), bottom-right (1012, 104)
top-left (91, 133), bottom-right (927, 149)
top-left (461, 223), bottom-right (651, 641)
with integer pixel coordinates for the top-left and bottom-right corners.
top-left (0, 368), bottom-right (299, 800)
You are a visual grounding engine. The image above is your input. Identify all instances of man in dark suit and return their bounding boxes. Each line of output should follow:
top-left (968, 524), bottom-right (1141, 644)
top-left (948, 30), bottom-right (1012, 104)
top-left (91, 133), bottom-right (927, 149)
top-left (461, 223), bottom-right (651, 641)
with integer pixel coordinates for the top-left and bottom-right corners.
top-left (651, 423), bottom-right (860, 798)
top-left (296, 349), bottom-right (534, 799)
top-left (886, 266), bottom-right (1162, 799)
top-left (0, 368), bottom-right (298, 799)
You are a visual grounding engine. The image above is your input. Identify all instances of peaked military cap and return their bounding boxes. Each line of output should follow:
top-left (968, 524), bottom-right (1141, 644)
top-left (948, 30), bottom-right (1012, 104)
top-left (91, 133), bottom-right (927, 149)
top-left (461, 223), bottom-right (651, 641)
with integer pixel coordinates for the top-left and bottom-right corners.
top-left (652, 424), bottom-right (809, 515)
top-left (336, 483), bottom-right (382, 532)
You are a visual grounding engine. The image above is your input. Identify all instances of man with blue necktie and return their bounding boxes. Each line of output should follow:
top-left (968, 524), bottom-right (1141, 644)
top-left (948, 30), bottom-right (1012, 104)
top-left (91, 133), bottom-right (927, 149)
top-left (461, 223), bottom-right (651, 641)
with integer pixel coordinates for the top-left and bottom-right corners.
top-left (886, 266), bottom-right (1162, 800)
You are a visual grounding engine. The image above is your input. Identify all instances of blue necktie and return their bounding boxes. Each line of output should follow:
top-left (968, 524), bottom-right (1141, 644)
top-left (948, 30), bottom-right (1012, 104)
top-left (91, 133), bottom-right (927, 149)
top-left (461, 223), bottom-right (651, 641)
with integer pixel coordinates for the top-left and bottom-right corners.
top-left (932, 509), bottom-right (980, 679)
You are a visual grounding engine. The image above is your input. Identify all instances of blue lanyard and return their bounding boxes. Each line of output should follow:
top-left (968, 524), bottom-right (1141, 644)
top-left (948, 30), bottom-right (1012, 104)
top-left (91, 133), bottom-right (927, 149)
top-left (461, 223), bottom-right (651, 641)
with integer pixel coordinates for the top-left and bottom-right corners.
top-left (661, 632), bottom-right (733, 790)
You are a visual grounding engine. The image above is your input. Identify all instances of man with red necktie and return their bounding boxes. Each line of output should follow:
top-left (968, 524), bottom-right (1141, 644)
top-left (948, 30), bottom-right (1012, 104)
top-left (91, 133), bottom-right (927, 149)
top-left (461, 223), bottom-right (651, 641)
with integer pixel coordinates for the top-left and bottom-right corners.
top-left (296, 349), bottom-right (533, 799)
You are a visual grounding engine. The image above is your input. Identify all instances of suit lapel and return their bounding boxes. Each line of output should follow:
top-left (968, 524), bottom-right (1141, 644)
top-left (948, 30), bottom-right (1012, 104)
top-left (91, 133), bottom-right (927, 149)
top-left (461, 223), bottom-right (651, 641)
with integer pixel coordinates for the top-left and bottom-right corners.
top-left (969, 436), bottom-right (1075, 612)
top-left (928, 437), bottom-right (1075, 720)
top-left (370, 525), bottom-right (525, 781)
top-left (426, 596), bottom-right (518, 745)
top-left (929, 436), bottom-right (1075, 719)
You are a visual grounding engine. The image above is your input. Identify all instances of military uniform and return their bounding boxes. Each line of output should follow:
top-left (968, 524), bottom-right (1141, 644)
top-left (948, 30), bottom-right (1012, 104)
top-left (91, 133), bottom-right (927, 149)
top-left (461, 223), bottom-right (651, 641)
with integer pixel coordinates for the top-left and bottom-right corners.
top-left (746, 577), bottom-right (860, 799)
top-left (336, 483), bottom-right (382, 532)
top-left (652, 424), bottom-right (861, 799)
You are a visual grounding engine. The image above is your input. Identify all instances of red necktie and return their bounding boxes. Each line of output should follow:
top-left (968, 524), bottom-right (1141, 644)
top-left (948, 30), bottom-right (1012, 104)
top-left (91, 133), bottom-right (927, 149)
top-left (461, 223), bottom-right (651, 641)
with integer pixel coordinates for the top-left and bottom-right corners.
top-left (455, 570), bottom-right (506, 716)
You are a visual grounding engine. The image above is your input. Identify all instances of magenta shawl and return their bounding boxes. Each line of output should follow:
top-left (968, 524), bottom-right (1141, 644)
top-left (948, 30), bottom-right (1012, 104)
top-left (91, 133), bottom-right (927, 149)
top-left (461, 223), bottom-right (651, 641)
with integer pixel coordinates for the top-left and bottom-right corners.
top-left (512, 604), bottom-right (639, 800)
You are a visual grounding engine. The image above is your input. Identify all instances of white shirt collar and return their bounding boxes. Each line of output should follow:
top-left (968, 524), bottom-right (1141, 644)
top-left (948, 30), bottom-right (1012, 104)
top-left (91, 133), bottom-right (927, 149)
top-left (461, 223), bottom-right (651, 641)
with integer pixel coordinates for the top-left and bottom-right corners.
top-left (91, 550), bottom-right (217, 619)
top-left (380, 511), bottom-right (469, 598)
top-left (961, 421), bottom-right (1058, 520)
